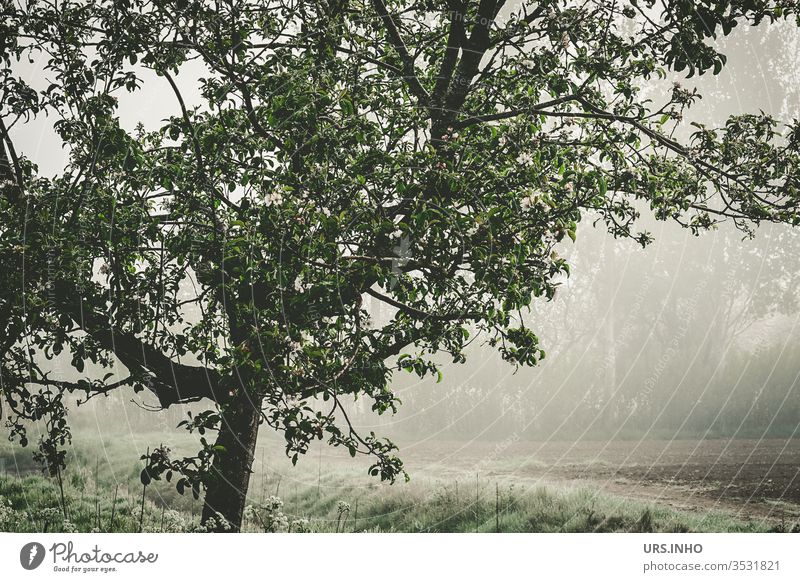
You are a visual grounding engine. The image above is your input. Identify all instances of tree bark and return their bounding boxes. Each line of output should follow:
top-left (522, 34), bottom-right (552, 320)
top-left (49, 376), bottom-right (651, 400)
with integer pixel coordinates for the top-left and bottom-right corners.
top-left (201, 391), bottom-right (261, 532)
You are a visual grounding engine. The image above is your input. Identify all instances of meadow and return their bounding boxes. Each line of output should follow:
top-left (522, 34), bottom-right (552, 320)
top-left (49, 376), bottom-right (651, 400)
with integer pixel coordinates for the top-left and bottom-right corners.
top-left (1, 430), bottom-right (797, 533)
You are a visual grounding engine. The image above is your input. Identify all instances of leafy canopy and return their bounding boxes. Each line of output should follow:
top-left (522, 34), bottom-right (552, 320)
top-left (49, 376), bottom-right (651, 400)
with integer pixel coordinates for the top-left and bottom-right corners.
top-left (2, 0), bottom-right (800, 493)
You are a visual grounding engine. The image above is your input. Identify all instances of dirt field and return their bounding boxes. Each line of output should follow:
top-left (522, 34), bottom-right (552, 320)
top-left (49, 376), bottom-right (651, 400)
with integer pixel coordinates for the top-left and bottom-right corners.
top-left (393, 438), bottom-right (800, 524)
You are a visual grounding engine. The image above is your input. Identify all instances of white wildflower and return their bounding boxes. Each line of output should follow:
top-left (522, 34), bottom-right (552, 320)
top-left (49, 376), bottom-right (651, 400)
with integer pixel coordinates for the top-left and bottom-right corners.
top-left (0, 497), bottom-right (23, 530)
top-left (290, 518), bottom-right (310, 533)
top-left (197, 512), bottom-right (232, 532)
top-left (264, 495), bottom-right (283, 511)
top-left (30, 507), bottom-right (61, 529)
top-left (158, 509), bottom-right (187, 533)
top-left (245, 496), bottom-right (289, 532)
top-left (243, 505), bottom-right (258, 521)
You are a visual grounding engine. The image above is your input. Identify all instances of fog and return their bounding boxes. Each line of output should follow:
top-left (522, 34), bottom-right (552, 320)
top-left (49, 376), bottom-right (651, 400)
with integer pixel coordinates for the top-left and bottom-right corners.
top-left (11, 19), bottom-right (800, 449)
top-left (379, 20), bottom-right (800, 442)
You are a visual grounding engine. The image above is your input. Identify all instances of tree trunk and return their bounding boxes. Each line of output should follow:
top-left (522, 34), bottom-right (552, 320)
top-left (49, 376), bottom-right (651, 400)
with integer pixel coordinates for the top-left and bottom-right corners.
top-left (201, 391), bottom-right (261, 532)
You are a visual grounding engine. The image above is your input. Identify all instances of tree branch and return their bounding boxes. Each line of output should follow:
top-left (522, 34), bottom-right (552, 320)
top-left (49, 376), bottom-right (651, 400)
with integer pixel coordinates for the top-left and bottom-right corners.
top-left (430, 4), bottom-right (466, 116)
top-left (432, 0), bottom-right (504, 138)
top-left (366, 287), bottom-right (479, 321)
top-left (371, 0), bottom-right (431, 103)
top-left (56, 286), bottom-right (226, 408)
top-left (453, 94), bottom-right (579, 129)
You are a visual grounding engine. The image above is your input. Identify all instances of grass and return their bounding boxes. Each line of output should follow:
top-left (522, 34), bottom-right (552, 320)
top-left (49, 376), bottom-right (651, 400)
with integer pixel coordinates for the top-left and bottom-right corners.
top-left (0, 430), bottom-right (790, 533)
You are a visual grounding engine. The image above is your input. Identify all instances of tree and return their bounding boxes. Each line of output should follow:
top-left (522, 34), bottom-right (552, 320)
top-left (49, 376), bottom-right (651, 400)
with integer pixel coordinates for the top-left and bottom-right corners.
top-left (3, 0), bottom-right (800, 531)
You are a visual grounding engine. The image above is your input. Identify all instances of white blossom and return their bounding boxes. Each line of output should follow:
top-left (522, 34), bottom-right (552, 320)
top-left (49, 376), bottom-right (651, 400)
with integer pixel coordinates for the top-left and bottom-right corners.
top-left (518, 152), bottom-right (534, 165)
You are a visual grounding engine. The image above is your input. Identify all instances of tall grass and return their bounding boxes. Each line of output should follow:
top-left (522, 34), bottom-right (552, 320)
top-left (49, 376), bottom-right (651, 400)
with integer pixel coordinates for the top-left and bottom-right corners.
top-left (0, 432), bottom-right (792, 533)
top-left (0, 469), bottom-right (780, 533)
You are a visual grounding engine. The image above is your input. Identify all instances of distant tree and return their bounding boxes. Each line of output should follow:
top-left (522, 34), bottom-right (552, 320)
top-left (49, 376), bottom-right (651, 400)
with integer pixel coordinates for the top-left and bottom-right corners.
top-left (3, 0), bottom-right (800, 530)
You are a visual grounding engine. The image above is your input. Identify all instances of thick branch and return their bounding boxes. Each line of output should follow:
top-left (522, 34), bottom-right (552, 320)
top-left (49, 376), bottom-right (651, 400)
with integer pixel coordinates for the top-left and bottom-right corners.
top-left (0, 118), bottom-right (24, 198)
top-left (371, 0), bottom-right (430, 103)
top-left (56, 286), bottom-right (226, 408)
top-left (430, 4), bottom-right (466, 116)
top-left (436, 0), bottom-right (504, 133)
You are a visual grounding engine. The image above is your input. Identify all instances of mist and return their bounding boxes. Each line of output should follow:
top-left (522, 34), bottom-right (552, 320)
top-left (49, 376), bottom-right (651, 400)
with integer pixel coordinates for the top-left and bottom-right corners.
top-left (12, 18), bottom-right (798, 450)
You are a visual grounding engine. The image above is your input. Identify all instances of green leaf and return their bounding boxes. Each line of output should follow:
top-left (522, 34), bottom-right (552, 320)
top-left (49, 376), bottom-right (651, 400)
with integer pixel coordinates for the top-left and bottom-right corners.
top-left (598, 174), bottom-right (607, 197)
top-left (340, 97), bottom-right (354, 116)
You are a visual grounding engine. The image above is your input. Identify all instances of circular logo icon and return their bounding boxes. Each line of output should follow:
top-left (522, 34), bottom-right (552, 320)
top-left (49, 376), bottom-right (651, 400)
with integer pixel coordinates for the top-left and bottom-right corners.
top-left (20, 542), bottom-right (46, 570)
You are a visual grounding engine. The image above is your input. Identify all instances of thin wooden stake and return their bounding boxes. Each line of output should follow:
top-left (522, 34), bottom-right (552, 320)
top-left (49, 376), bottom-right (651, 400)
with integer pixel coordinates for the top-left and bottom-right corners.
top-left (260, 448), bottom-right (267, 504)
top-left (495, 482), bottom-right (500, 533)
top-left (109, 484), bottom-right (119, 532)
top-left (139, 484), bottom-right (147, 532)
top-left (139, 447), bottom-right (149, 532)
top-left (317, 443), bottom-right (322, 499)
top-left (94, 456), bottom-right (100, 529)
top-left (56, 466), bottom-right (68, 520)
top-left (475, 472), bottom-right (479, 533)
